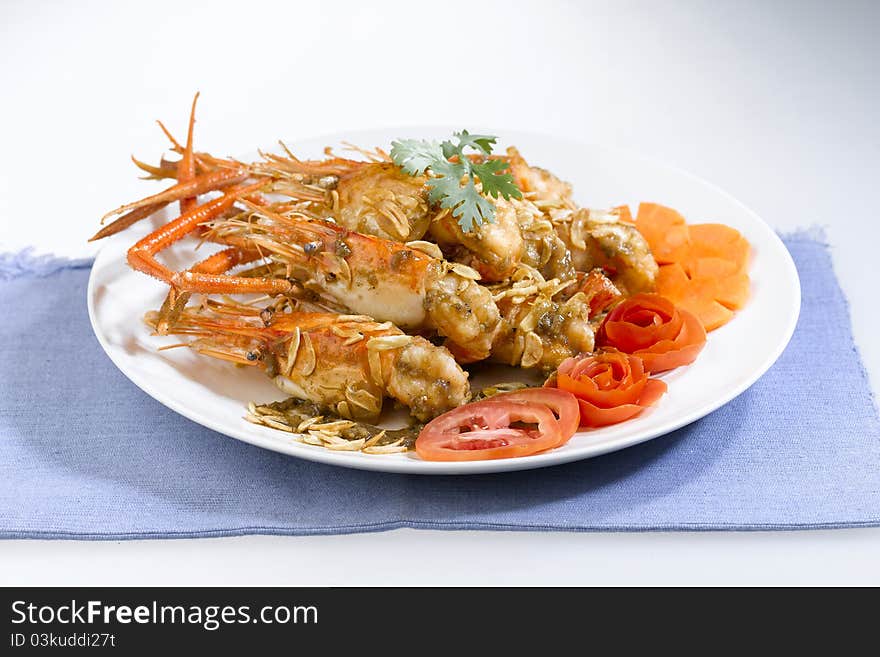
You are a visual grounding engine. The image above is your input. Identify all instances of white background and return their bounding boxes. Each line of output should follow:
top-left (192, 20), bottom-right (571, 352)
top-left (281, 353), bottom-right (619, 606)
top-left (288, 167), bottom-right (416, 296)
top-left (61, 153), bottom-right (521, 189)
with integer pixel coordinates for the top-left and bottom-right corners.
top-left (1, 0), bottom-right (878, 585)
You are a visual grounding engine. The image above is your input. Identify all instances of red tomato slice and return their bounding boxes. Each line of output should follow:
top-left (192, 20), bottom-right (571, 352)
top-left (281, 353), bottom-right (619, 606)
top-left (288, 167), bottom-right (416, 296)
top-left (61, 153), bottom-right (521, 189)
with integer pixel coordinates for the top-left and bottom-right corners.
top-left (550, 349), bottom-right (668, 428)
top-left (598, 293), bottom-right (683, 352)
top-left (556, 351), bottom-right (648, 408)
top-left (635, 308), bottom-right (706, 373)
top-left (489, 388), bottom-right (580, 446)
top-left (597, 294), bottom-right (707, 374)
top-left (574, 378), bottom-right (668, 427)
top-left (416, 397), bottom-right (565, 462)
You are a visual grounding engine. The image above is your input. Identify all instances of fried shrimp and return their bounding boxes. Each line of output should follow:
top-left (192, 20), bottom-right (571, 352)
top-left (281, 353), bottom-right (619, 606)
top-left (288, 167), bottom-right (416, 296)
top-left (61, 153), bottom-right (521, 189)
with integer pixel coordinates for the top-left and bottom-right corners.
top-left (486, 266), bottom-right (595, 371)
top-left (551, 208), bottom-right (658, 295)
top-left (506, 146), bottom-right (575, 208)
top-left (252, 152), bottom-right (435, 242)
top-left (430, 196), bottom-right (574, 284)
top-left (211, 205), bottom-right (502, 362)
top-left (428, 199), bottom-right (524, 282)
top-left (147, 301), bottom-right (470, 422)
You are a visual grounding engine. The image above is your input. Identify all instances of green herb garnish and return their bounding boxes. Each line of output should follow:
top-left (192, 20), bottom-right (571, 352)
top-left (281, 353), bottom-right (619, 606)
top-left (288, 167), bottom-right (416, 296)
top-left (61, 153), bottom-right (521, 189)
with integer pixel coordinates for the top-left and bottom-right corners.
top-left (390, 130), bottom-right (522, 233)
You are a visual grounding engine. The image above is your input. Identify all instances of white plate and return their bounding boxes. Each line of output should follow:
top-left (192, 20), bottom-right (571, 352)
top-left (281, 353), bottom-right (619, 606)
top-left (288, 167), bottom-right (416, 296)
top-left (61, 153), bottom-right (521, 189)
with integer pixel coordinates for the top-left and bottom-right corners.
top-left (88, 128), bottom-right (800, 475)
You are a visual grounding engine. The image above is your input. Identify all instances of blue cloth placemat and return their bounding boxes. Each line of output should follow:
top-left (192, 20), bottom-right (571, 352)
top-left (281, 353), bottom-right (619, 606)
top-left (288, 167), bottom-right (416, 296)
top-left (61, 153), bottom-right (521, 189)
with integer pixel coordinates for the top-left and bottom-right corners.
top-left (1, 235), bottom-right (878, 538)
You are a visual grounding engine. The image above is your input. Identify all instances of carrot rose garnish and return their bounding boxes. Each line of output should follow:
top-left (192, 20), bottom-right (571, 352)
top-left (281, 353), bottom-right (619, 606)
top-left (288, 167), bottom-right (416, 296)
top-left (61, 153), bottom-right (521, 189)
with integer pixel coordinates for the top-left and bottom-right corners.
top-left (596, 293), bottom-right (707, 374)
top-left (549, 349), bottom-right (667, 427)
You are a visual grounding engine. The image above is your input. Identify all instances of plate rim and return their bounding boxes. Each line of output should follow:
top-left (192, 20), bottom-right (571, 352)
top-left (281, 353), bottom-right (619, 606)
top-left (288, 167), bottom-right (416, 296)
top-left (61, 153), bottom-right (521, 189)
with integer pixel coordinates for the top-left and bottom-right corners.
top-left (87, 128), bottom-right (801, 475)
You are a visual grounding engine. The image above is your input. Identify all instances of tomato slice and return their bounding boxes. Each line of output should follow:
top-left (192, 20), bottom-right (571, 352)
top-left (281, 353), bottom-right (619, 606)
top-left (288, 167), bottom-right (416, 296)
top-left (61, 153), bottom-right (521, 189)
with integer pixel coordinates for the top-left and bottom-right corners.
top-left (416, 388), bottom-right (581, 461)
top-left (597, 293), bottom-right (683, 352)
top-left (574, 378), bottom-right (668, 427)
top-left (635, 308), bottom-right (706, 373)
top-left (416, 395), bottom-right (575, 462)
top-left (488, 388), bottom-right (580, 445)
top-left (596, 293), bottom-right (707, 373)
top-left (549, 349), bottom-right (668, 428)
top-left (555, 350), bottom-right (648, 408)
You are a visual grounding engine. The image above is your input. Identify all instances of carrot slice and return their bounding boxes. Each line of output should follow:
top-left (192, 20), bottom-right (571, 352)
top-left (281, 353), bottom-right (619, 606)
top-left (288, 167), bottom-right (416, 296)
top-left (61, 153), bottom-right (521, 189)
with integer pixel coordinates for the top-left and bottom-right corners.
top-left (613, 204), bottom-right (635, 225)
top-left (692, 273), bottom-right (750, 310)
top-left (655, 262), bottom-right (689, 295)
top-left (676, 294), bottom-right (734, 331)
top-left (635, 203), bottom-right (691, 265)
top-left (687, 300), bottom-right (734, 332)
top-left (656, 263), bottom-right (735, 331)
top-left (684, 224), bottom-right (750, 275)
top-left (689, 256), bottom-right (740, 279)
top-left (632, 204), bottom-right (753, 331)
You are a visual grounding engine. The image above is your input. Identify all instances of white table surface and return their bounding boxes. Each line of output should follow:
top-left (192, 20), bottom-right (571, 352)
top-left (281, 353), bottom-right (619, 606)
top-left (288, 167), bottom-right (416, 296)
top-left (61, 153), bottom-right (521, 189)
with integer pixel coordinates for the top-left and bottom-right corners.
top-left (1, 0), bottom-right (878, 586)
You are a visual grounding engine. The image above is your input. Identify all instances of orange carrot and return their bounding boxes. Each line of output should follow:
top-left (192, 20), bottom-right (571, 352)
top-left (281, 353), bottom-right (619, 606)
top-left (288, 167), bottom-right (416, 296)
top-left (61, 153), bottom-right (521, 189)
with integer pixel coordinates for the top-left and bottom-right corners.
top-left (613, 204), bottom-right (635, 225)
top-left (656, 263), bottom-right (735, 332)
top-left (633, 204), bottom-right (752, 331)
top-left (635, 203), bottom-right (690, 264)
top-left (684, 223), bottom-right (750, 275)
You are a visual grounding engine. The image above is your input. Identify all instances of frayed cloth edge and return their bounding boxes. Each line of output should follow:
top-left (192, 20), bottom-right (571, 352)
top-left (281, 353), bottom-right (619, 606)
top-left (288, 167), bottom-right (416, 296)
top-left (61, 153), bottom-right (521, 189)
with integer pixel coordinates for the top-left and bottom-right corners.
top-left (0, 248), bottom-right (94, 281)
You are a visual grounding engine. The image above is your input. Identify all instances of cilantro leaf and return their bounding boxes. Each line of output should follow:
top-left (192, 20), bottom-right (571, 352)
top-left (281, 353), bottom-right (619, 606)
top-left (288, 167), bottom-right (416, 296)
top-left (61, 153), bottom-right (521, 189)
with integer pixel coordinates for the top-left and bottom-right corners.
top-left (471, 160), bottom-right (523, 200)
top-left (390, 130), bottom-right (522, 232)
top-left (440, 139), bottom-right (459, 161)
top-left (428, 157), bottom-right (463, 181)
top-left (425, 172), bottom-right (464, 206)
top-left (443, 178), bottom-right (495, 233)
top-left (389, 139), bottom-right (444, 176)
top-left (453, 130), bottom-right (497, 155)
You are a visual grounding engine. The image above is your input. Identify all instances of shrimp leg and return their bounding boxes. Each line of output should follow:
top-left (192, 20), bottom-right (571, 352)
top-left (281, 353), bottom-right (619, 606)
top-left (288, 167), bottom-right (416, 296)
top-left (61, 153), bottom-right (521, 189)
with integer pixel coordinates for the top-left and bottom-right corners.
top-left (100, 167), bottom-right (247, 223)
top-left (154, 245), bottom-right (264, 335)
top-left (126, 181), bottom-right (291, 295)
top-left (89, 202), bottom-right (170, 242)
top-left (177, 92), bottom-right (200, 215)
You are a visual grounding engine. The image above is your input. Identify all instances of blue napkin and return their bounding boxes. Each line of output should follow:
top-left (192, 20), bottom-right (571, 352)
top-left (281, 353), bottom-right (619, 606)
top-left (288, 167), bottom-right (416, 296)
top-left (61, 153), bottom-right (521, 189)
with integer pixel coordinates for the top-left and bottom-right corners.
top-left (1, 234), bottom-right (878, 538)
